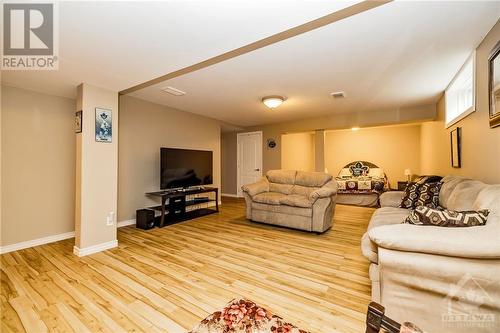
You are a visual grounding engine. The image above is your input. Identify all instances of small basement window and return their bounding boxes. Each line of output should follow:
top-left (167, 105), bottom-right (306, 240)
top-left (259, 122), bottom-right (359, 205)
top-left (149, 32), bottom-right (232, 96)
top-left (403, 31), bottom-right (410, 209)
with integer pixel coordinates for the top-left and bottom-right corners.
top-left (445, 52), bottom-right (476, 127)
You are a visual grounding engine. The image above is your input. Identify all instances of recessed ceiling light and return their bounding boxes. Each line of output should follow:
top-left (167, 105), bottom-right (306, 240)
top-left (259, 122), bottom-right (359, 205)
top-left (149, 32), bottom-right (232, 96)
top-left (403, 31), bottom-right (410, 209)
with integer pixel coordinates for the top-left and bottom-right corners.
top-left (262, 95), bottom-right (286, 109)
top-left (161, 86), bottom-right (186, 96)
top-left (331, 91), bottom-right (346, 98)
top-left (351, 127), bottom-right (360, 131)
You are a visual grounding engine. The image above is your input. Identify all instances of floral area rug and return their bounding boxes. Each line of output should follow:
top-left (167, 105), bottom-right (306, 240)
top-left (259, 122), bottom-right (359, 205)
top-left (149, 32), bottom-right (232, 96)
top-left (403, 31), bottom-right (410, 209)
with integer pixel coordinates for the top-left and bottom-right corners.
top-left (188, 298), bottom-right (308, 333)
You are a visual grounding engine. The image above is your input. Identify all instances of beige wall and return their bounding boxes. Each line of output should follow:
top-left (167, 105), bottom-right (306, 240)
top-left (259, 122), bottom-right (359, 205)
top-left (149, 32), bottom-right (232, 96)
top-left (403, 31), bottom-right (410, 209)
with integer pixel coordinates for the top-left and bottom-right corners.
top-left (281, 132), bottom-right (315, 171)
top-left (1, 85), bottom-right (76, 247)
top-left (420, 21), bottom-right (500, 184)
top-left (221, 104), bottom-right (434, 193)
top-left (75, 83), bottom-right (118, 250)
top-left (244, 104), bottom-right (435, 172)
top-left (325, 125), bottom-right (421, 188)
top-left (118, 95), bottom-right (221, 221)
top-left (221, 131), bottom-right (237, 195)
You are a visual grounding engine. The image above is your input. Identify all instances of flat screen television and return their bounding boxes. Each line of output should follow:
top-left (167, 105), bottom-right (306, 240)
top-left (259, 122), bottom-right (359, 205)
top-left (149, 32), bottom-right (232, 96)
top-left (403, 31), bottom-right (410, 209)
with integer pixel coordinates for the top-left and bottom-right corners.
top-left (160, 148), bottom-right (213, 189)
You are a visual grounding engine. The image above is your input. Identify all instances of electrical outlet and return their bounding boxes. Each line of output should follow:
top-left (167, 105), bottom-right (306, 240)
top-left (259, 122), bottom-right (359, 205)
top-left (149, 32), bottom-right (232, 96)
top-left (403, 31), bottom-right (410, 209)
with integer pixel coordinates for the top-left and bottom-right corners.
top-left (106, 211), bottom-right (114, 226)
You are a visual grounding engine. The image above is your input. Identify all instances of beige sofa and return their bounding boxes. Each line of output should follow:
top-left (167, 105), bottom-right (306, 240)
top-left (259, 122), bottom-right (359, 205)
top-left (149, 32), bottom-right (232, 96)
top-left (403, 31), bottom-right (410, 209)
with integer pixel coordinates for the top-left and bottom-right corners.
top-left (362, 176), bottom-right (500, 333)
top-left (241, 170), bottom-right (337, 233)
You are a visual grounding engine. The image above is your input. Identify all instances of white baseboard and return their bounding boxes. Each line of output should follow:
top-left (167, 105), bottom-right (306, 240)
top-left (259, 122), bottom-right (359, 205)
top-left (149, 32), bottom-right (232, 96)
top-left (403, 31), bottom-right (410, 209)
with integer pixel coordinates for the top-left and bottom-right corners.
top-left (221, 193), bottom-right (239, 198)
top-left (117, 219), bottom-right (136, 228)
top-left (0, 231), bottom-right (75, 255)
top-left (73, 239), bottom-right (118, 257)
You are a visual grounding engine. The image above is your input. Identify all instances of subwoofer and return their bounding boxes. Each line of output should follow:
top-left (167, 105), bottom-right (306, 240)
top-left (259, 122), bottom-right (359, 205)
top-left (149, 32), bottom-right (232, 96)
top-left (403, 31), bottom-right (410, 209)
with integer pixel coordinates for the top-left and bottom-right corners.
top-left (136, 209), bottom-right (155, 230)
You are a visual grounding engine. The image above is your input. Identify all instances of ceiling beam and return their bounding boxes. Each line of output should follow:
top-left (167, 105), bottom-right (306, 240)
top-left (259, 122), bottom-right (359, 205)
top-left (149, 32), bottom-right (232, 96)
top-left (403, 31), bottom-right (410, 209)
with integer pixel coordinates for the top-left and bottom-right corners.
top-left (120, 0), bottom-right (393, 95)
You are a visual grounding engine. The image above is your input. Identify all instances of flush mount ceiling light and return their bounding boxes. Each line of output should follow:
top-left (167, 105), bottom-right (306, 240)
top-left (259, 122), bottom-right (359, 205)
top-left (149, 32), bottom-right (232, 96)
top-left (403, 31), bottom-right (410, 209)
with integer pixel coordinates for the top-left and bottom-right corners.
top-left (262, 95), bottom-right (286, 109)
top-left (161, 86), bottom-right (186, 96)
top-left (351, 127), bottom-right (360, 131)
top-left (331, 91), bottom-right (346, 98)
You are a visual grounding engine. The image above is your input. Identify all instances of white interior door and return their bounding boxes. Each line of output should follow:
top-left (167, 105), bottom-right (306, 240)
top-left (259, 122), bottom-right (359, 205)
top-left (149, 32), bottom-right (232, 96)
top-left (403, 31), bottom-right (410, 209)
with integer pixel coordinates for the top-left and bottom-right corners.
top-left (237, 132), bottom-right (263, 197)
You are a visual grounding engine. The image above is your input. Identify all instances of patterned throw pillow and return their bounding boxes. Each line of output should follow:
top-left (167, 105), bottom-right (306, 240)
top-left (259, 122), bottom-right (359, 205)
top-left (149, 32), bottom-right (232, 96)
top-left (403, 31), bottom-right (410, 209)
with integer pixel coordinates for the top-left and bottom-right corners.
top-left (399, 182), bottom-right (441, 209)
top-left (399, 182), bottom-right (420, 208)
top-left (415, 182), bottom-right (441, 208)
top-left (414, 175), bottom-right (443, 185)
top-left (404, 206), bottom-right (489, 227)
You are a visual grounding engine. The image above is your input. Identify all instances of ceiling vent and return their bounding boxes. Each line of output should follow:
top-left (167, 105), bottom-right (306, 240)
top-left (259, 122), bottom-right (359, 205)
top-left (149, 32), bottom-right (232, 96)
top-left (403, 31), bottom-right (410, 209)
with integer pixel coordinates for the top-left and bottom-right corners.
top-left (330, 91), bottom-right (346, 99)
top-left (161, 86), bottom-right (186, 96)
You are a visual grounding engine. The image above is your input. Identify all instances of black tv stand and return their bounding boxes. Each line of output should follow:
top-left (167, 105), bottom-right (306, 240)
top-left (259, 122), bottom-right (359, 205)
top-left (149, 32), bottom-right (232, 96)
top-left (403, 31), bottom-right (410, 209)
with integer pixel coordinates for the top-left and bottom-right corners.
top-left (145, 187), bottom-right (218, 227)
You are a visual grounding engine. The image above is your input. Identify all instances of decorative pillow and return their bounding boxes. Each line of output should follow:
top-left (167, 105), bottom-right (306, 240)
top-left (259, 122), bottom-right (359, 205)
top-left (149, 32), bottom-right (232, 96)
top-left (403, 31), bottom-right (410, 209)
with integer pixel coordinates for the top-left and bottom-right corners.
top-left (338, 168), bottom-right (352, 178)
top-left (414, 175), bottom-right (443, 185)
top-left (368, 168), bottom-right (384, 178)
top-left (349, 161), bottom-right (369, 177)
top-left (415, 182), bottom-right (441, 208)
top-left (399, 182), bottom-right (441, 209)
top-left (404, 206), bottom-right (489, 227)
top-left (399, 182), bottom-right (420, 208)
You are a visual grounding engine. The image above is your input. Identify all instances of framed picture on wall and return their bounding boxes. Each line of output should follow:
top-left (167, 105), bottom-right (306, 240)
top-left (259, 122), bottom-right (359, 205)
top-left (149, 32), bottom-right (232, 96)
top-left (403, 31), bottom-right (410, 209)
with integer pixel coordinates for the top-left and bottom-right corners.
top-left (75, 110), bottom-right (82, 133)
top-left (450, 127), bottom-right (461, 168)
top-left (95, 108), bottom-right (112, 142)
top-left (488, 41), bottom-right (500, 128)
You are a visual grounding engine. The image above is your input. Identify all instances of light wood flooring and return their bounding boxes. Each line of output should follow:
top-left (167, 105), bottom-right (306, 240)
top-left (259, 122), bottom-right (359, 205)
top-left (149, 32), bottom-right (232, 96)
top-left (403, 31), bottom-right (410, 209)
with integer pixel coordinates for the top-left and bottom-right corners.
top-left (1, 197), bottom-right (375, 333)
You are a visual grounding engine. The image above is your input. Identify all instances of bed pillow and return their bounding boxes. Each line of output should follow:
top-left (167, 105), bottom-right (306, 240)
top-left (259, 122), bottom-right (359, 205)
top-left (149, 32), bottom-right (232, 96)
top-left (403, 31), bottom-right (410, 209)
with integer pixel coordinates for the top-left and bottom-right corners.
top-left (404, 206), bottom-right (489, 227)
top-left (368, 168), bottom-right (384, 178)
top-left (399, 182), bottom-right (441, 209)
top-left (338, 168), bottom-right (352, 178)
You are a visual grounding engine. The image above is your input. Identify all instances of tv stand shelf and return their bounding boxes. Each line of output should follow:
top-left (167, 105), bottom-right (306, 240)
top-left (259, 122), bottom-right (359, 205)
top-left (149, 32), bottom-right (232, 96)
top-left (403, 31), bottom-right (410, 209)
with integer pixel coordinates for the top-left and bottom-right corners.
top-left (145, 187), bottom-right (218, 227)
top-left (148, 199), bottom-right (216, 211)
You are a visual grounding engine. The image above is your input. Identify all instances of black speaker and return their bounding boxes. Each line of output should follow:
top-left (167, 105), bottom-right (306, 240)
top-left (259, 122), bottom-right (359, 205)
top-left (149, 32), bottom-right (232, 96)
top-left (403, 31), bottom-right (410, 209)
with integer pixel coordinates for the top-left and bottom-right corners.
top-left (136, 209), bottom-right (155, 230)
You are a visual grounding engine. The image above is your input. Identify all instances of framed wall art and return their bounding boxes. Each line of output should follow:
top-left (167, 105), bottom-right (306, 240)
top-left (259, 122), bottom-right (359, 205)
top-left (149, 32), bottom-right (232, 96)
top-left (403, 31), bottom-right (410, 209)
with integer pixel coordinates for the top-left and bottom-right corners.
top-left (75, 110), bottom-right (82, 133)
top-left (488, 41), bottom-right (500, 128)
top-left (450, 127), bottom-right (461, 168)
top-left (95, 108), bottom-right (112, 142)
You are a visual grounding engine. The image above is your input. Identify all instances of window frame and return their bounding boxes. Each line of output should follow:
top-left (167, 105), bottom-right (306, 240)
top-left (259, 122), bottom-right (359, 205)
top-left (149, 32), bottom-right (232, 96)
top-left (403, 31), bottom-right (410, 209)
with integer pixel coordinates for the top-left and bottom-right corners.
top-left (445, 52), bottom-right (476, 128)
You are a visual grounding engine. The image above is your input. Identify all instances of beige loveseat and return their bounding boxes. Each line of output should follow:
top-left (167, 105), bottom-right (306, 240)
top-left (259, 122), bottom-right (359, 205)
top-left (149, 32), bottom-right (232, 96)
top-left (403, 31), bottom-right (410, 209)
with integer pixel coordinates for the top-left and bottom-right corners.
top-left (362, 176), bottom-right (500, 333)
top-left (241, 170), bottom-right (338, 233)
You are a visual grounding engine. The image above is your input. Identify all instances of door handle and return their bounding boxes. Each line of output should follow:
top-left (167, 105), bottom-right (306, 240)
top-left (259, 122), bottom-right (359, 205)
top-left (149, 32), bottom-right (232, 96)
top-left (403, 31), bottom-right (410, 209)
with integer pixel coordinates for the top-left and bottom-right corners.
top-left (254, 168), bottom-right (260, 171)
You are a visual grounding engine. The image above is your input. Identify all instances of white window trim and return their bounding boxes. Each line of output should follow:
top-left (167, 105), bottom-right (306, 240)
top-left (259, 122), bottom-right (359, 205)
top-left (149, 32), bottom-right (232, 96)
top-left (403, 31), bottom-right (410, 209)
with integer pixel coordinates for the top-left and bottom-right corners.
top-left (445, 51), bottom-right (476, 128)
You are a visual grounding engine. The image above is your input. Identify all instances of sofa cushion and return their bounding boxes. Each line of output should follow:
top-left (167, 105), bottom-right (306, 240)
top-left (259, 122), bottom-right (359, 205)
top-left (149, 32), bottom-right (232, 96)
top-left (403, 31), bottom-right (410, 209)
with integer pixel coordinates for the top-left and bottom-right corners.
top-left (295, 171), bottom-right (332, 187)
top-left (439, 176), bottom-right (469, 208)
top-left (280, 194), bottom-right (312, 208)
top-left (251, 202), bottom-right (312, 217)
top-left (269, 182), bottom-right (294, 194)
top-left (252, 192), bottom-right (286, 205)
top-left (266, 170), bottom-right (296, 184)
top-left (473, 185), bottom-right (500, 218)
top-left (446, 180), bottom-right (486, 211)
top-left (362, 207), bottom-right (410, 264)
top-left (369, 207), bottom-right (411, 230)
top-left (291, 185), bottom-right (318, 197)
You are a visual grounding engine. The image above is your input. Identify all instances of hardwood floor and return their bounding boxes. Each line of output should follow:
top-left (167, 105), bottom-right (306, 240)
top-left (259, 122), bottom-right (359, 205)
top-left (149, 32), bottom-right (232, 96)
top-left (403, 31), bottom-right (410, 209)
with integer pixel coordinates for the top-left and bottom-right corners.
top-left (1, 198), bottom-right (375, 333)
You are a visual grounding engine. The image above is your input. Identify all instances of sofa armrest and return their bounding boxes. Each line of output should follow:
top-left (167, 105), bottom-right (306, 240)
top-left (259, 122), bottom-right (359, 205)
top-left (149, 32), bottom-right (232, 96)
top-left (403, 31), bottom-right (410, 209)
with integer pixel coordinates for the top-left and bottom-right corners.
top-left (368, 219), bottom-right (500, 259)
top-left (379, 191), bottom-right (404, 207)
top-left (241, 178), bottom-right (269, 197)
top-left (309, 180), bottom-right (338, 202)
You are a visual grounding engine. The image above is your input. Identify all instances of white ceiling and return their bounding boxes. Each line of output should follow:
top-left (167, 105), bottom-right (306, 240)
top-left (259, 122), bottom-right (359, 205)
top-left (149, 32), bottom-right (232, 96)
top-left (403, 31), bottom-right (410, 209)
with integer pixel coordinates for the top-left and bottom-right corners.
top-left (129, 0), bottom-right (500, 127)
top-left (3, 1), bottom-right (499, 128)
top-left (1, 0), bottom-right (360, 98)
